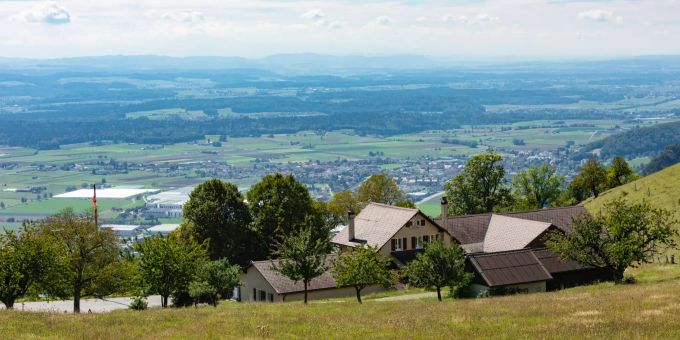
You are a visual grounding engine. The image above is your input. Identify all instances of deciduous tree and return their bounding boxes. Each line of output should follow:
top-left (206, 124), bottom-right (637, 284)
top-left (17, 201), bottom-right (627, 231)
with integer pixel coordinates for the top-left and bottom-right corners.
top-left (327, 190), bottom-right (361, 225)
top-left (273, 226), bottom-right (330, 304)
top-left (189, 259), bottom-right (240, 307)
top-left (607, 156), bottom-right (636, 187)
top-left (569, 158), bottom-right (607, 200)
top-left (180, 178), bottom-right (255, 267)
top-left (403, 241), bottom-right (472, 301)
top-left (135, 235), bottom-right (207, 308)
top-left (357, 173), bottom-right (408, 206)
top-left (0, 223), bottom-right (64, 309)
top-left (548, 199), bottom-right (678, 283)
top-left (331, 245), bottom-right (396, 303)
top-left (512, 164), bottom-right (565, 209)
top-left (40, 209), bottom-right (120, 313)
top-left (445, 152), bottom-right (512, 215)
top-left (248, 173), bottom-right (328, 257)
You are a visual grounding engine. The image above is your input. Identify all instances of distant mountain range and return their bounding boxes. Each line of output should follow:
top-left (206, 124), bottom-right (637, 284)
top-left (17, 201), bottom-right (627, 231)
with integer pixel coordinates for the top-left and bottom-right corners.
top-left (1, 54), bottom-right (680, 75)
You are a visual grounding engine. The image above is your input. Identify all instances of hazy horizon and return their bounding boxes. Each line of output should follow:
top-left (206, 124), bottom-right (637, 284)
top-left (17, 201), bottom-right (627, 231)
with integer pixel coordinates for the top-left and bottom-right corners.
top-left (1, 0), bottom-right (680, 59)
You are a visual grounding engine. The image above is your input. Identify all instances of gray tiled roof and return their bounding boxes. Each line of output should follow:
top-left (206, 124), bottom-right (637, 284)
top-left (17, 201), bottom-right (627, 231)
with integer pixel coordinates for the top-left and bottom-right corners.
top-left (482, 215), bottom-right (552, 253)
top-left (250, 255), bottom-right (338, 294)
top-left (436, 206), bottom-right (588, 245)
top-left (331, 203), bottom-right (420, 248)
top-left (532, 248), bottom-right (586, 273)
top-left (469, 249), bottom-right (553, 287)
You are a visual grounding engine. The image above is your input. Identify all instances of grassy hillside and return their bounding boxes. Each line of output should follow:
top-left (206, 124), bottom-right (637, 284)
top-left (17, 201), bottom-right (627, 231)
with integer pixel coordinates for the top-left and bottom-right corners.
top-left (585, 162), bottom-right (680, 222)
top-left (1, 265), bottom-right (680, 339)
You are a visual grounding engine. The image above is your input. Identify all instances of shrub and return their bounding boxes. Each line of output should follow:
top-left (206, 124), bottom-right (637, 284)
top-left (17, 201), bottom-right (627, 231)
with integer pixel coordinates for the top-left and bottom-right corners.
top-left (129, 296), bottom-right (148, 311)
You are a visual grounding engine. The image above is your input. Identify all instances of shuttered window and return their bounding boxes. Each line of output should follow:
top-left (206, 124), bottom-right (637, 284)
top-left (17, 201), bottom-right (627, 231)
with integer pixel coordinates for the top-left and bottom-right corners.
top-left (402, 237), bottom-right (407, 250)
top-left (391, 239), bottom-right (396, 251)
top-left (411, 237), bottom-right (416, 249)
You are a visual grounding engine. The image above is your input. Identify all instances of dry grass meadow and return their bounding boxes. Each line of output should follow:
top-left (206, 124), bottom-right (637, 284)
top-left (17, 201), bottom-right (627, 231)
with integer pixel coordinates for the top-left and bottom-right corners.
top-left (1, 265), bottom-right (680, 339)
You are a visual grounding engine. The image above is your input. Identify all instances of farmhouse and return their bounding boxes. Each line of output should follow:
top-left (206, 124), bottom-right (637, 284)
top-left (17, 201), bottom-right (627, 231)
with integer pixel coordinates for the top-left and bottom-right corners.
top-left (331, 203), bottom-right (453, 265)
top-left (240, 255), bottom-right (385, 302)
top-left (435, 197), bottom-right (613, 295)
top-left (240, 201), bottom-right (612, 303)
top-left (241, 203), bottom-right (453, 302)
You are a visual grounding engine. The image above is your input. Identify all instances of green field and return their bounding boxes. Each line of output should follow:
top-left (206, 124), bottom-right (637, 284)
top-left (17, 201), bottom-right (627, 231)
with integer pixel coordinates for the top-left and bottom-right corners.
top-left (585, 162), bottom-right (680, 232)
top-left (0, 119), bottom-right (675, 225)
top-left (0, 264), bottom-right (679, 339)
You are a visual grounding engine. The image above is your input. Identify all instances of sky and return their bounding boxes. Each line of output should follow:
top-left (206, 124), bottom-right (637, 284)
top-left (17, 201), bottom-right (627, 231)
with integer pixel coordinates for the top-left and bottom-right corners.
top-left (1, 0), bottom-right (679, 59)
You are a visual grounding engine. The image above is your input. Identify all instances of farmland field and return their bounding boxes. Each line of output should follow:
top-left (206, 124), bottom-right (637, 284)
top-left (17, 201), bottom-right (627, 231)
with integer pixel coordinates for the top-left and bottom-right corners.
top-left (0, 117), bottom-right (674, 223)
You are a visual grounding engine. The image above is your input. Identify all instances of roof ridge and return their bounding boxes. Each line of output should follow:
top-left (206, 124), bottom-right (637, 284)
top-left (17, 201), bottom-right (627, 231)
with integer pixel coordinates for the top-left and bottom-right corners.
top-left (367, 202), bottom-right (419, 212)
top-left (437, 205), bottom-right (584, 220)
top-left (469, 248), bottom-right (536, 257)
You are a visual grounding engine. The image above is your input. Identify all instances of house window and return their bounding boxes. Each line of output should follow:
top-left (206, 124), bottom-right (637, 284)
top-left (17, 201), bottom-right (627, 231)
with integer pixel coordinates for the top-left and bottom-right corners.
top-left (259, 290), bottom-right (266, 302)
top-left (393, 238), bottom-right (403, 251)
top-left (421, 219), bottom-right (426, 226)
top-left (416, 236), bottom-right (424, 249)
top-left (406, 221), bottom-right (413, 227)
top-left (268, 293), bottom-right (274, 302)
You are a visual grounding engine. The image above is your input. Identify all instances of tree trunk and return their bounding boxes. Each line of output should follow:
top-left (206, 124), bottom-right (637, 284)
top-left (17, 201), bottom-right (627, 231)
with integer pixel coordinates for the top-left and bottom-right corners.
top-left (303, 281), bottom-right (308, 305)
top-left (612, 267), bottom-right (626, 284)
top-left (3, 298), bottom-right (15, 309)
top-left (73, 284), bottom-right (81, 314)
top-left (436, 287), bottom-right (442, 301)
top-left (355, 287), bottom-right (362, 304)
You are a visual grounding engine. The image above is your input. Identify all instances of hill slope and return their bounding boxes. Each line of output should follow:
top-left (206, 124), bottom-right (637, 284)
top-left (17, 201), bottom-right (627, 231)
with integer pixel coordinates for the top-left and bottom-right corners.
top-left (0, 265), bottom-right (679, 338)
top-left (585, 162), bottom-right (680, 221)
top-left (582, 120), bottom-right (680, 159)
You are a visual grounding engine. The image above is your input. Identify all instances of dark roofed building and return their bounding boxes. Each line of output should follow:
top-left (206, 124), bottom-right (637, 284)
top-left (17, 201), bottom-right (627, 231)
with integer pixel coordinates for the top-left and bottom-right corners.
top-left (467, 249), bottom-right (553, 295)
top-left (532, 248), bottom-right (614, 291)
top-left (435, 205), bottom-right (588, 245)
top-left (240, 255), bottom-right (388, 302)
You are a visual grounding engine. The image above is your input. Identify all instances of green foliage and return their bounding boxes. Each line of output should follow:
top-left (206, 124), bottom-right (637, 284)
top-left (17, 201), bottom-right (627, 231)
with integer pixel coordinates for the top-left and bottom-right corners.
top-left (569, 158), bottom-right (607, 201)
top-left (357, 173), bottom-right (407, 206)
top-left (0, 223), bottom-right (65, 309)
top-left (331, 245), bottom-right (396, 303)
top-left (403, 241), bottom-right (473, 301)
top-left (644, 144), bottom-right (680, 175)
top-left (273, 226), bottom-right (330, 304)
top-left (39, 208), bottom-right (121, 313)
top-left (129, 296), bottom-right (148, 311)
top-left (512, 164), bottom-right (566, 209)
top-left (247, 173), bottom-right (329, 257)
top-left (607, 156), bottom-right (636, 188)
top-left (548, 198), bottom-right (678, 283)
top-left (190, 259), bottom-right (240, 306)
top-left (188, 281), bottom-right (218, 307)
top-left (180, 178), bottom-right (255, 267)
top-left (327, 190), bottom-right (361, 225)
top-left (135, 235), bottom-right (207, 308)
top-left (444, 152), bottom-right (513, 215)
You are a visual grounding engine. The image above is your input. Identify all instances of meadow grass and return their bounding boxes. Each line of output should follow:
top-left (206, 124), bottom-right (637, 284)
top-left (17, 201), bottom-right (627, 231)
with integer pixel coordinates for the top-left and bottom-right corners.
top-left (1, 265), bottom-right (680, 339)
top-left (585, 162), bottom-right (680, 226)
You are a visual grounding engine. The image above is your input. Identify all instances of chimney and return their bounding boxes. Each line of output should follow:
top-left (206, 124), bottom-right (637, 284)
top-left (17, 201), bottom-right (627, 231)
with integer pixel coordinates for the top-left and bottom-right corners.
top-left (348, 211), bottom-right (356, 241)
top-left (440, 196), bottom-right (448, 226)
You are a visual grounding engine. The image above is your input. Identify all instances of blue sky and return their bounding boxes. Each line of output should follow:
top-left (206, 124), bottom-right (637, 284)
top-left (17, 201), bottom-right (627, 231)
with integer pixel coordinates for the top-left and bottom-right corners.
top-left (1, 0), bottom-right (679, 59)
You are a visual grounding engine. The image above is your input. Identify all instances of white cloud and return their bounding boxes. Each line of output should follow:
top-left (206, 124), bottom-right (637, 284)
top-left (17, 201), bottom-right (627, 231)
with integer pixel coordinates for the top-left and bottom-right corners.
top-left (372, 15), bottom-right (395, 26)
top-left (578, 9), bottom-right (614, 23)
top-left (11, 1), bottom-right (71, 25)
top-left (301, 9), bottom-right (325, 20)
top-left (442, 13), bottom-right (498, 26)
top-left (161, 10), bottom-right (205, 24)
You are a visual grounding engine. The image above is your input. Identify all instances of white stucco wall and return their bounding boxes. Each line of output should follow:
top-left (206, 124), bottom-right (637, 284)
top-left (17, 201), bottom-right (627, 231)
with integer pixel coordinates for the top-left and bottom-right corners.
top-left (240, 267), bottom-right (386, 303)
